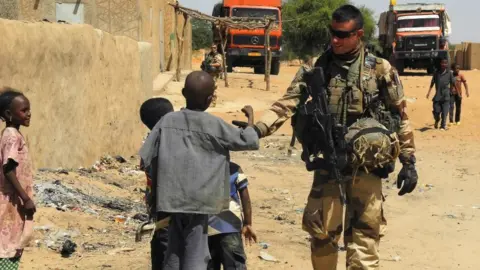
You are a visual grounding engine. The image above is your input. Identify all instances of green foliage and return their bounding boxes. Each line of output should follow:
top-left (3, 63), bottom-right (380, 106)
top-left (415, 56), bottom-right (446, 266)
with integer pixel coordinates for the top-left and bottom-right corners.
top-left (282, 0), bottom-right (377, 58)
top-left (191, 18), bottom-right (213, 50)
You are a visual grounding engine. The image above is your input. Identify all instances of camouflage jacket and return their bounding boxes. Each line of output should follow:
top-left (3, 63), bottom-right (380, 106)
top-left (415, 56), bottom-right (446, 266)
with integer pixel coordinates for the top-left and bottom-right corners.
top-left (256, 49), bottom-right (415, 162)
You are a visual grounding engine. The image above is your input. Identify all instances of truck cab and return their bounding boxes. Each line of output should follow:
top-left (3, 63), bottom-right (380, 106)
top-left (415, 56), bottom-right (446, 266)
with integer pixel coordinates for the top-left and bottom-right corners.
top-left (212, 0), bottom-right (282, 75)
top-left (378, 2), bottom-right (452, 74)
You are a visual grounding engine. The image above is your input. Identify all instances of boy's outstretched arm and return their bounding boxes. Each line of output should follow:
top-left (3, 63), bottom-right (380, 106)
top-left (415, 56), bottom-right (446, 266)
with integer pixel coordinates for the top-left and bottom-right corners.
top-left (240, 186), bottom-right (257, 245)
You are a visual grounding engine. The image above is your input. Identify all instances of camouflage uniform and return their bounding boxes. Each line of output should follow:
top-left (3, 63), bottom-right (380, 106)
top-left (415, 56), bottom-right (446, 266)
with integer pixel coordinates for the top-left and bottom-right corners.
top-left (205, 52), bottom-right (223, 107)
top-left (256, 47), bottom-right (415, 270)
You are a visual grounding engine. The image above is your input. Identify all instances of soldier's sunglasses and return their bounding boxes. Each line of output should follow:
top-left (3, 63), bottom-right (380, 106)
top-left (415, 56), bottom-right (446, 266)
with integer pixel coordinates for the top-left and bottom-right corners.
top-left (328, 25), bottom-right (358, 39)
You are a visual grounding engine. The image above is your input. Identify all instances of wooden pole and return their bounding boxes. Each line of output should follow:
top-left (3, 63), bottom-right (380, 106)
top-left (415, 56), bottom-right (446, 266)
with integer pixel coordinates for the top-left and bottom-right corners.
top-left (218, 25), bottom-right (229, 87)
top-left (264, 19), bottom-right (274, 91)
top-left (175, 12), bottom-right (188, 82)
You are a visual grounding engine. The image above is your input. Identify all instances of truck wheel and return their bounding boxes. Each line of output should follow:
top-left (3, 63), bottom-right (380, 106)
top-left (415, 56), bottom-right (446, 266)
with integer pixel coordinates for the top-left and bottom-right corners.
top-left (395, 60), bottom-right (405, 74)
top-left (271, 59), bottom-right (281, 75)
top-left (254, 66), bottom-right (265, 74)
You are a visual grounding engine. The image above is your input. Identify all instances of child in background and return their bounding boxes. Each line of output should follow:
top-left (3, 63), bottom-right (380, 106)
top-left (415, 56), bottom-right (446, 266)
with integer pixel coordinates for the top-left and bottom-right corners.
top-left (139, 97), bottom-right (174, 269)
top-left (449, 63), bottom-right (470, 126)
top-left (208, 162), bottom-right (257, 270)
top-left (0, 88), bottom-right (35, 270)
top-left (140, 71), bottom-right (259, 270)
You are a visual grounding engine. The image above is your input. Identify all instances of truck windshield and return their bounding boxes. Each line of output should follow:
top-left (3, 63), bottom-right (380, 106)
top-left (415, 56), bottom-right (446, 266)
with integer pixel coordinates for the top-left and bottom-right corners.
top-left (397, 15), bottom-right (440, 30)
top-left (232, 8), bottom-right (279, 20)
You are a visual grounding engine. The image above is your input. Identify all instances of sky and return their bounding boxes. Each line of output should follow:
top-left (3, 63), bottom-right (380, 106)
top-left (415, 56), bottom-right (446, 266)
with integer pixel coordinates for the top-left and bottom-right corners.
top-left (179, 0), bottom-right (480, 44)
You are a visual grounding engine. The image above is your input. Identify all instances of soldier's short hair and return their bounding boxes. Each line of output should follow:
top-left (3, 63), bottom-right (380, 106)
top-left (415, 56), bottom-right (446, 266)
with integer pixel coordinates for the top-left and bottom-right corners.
top-left (332, 5), bottom-right (364, 30)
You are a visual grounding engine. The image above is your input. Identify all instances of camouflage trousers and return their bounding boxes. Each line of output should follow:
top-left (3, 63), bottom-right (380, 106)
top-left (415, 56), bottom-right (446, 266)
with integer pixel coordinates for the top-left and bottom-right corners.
top-left (209, 72), bottom-right (220, 107)
top-left (302, 170), bottom-right (383, 270)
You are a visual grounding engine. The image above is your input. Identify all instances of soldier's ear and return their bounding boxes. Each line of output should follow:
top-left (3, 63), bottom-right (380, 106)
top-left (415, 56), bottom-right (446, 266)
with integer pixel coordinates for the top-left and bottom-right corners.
top-left (356, 29), bottom-right (364, 39)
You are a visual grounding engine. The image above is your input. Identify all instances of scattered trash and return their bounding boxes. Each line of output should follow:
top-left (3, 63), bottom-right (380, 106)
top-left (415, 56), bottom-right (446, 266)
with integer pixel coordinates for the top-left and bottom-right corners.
top-left (274, 213), bottom-right (287, 221)
top-left (425, 184), bottom-right (434, 188)
top-left (35, 240), bottom-right (42, 247)
top-left (114, 215), bottom-right (127, 224)
top-left (110, 182), bottom-right (123, 189)
top-left (61, 240), bottom-right (77, 257)
top-left (114, 155), bottom-right (127, 163)
top-left (295, 208), bottom-right (304, 214)
top-left (56, 169), bottom-right (69, 175)
top-left (259, 251), bottom-right (279, 262)
top-left (392, 255), bottom-right (401, 262)
top-left (107, 247), bottom-right (135, 255)
top-left (259, 242), bottom-right (270, 249)
top-left (34, 225), bottom-right (53, 232)
top-left (84, 208), bottom-right (99, 215)
top-left (446, 214), bottom-right (457, 219)
top-left (132, 213), bottom-right (149, 222)
top-left (103, 201), bottom-right (130, 212)
top-left (82, 243), bottom-right (97, 252)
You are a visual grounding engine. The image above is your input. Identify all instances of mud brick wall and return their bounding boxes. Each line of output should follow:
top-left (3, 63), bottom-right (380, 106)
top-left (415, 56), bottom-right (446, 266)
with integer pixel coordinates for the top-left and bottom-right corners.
top-left (0, 19), bottom-right (153, 168)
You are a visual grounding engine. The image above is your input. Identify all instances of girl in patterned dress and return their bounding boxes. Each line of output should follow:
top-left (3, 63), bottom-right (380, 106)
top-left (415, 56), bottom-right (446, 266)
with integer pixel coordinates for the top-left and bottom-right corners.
top-left (0, 88), bottom-right (35, 270)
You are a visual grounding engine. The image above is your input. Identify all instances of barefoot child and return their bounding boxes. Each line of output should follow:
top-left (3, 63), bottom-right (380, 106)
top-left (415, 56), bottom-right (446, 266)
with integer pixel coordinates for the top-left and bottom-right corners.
top-left (139, 97), bottom-right (174, 269)
top-left (208, 162), bottom-right (257, 270)
top-left (0, 89), bottom-right (35, 270)
top-left (140, 71), bottom-right (259, 270)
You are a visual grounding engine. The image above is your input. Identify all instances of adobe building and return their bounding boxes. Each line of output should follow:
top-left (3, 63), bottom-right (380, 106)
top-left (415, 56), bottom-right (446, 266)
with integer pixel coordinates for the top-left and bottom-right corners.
top-left (0, 0), bottom-right (192, 73)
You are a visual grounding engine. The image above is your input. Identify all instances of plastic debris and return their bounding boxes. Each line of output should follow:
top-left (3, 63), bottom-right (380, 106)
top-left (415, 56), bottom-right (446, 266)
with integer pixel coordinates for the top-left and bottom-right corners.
top-left (258, 242), bottom-right (270, 249)
top-left (114, 155), bottom-right (127, 163)
top-left (259, 251), bottom-right (279, 262)
top-left (61, 240), bottom-right (77, 257)
top-left (133, 213), bottom-right (149, 222)
top-left (114, 215), bottom-right (127, 224)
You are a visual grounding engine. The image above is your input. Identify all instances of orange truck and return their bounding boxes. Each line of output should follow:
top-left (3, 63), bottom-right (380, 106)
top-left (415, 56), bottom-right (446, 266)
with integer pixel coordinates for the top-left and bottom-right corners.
top-left (378, 1), bottom-right (452, 74)
top-left (212, 0), bottom-right (282, 75)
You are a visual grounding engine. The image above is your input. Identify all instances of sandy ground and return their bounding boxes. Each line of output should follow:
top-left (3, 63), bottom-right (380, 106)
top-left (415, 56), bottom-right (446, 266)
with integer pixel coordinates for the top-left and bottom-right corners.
top-left (21, 65), bottom-right (480, 269)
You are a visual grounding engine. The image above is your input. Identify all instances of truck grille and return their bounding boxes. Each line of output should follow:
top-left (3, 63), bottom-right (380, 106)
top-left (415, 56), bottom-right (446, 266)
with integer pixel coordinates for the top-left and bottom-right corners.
top-left (405, 36), bottom-right (437, 51)
top-left (232, 35), bottom-right (279, 47)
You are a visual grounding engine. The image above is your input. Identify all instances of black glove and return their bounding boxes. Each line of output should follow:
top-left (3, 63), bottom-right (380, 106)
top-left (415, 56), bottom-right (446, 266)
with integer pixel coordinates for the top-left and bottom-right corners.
top-left (231, 121), bottom-right (263, 138)
top-left (397, 156), bottom-right (418, 196)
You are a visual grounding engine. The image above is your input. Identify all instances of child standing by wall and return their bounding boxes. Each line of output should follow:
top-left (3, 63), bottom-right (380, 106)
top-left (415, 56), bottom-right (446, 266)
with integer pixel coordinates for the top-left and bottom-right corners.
top-left (139, 97), bottom-right (174, 269)
top-left (208, 162), bottom-right (257, 270)
top-left (0, 88), bottom-right (35, 270)
top-left (140, 71), bottom-right (259, 270)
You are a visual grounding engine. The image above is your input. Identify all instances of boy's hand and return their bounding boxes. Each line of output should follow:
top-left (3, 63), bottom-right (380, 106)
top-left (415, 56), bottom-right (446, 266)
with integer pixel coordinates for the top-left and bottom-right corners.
top-left (241, 105), bottom-right (254, 125)
top-left (23, 198), bottom-right (36, 216)
top-left (242, 225), bottom-right (257, 246)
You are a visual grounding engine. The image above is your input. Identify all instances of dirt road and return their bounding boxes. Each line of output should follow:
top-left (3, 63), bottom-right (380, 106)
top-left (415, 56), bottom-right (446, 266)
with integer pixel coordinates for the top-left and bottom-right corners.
top-left (22, 66), bottom-right (480, 269)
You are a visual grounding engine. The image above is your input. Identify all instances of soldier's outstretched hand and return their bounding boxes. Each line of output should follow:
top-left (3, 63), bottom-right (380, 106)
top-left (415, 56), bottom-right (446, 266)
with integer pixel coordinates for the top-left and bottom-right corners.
top-left (397, 163), bottom-right (418, 196)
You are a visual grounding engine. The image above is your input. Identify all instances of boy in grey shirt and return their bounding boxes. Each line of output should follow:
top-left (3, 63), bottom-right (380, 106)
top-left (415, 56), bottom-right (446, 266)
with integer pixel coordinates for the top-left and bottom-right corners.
top-left (140, 71), bottom-right (259, 270)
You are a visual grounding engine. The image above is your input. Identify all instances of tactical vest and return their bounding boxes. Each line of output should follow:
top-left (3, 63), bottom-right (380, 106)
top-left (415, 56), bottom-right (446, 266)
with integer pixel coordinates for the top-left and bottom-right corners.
top-left (317, 49), bottom-right (379, 124)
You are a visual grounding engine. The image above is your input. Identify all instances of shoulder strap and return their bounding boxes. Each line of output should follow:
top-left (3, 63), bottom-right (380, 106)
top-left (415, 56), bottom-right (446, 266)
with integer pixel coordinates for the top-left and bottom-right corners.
top-left (313, 49), bottom-right (333, 87)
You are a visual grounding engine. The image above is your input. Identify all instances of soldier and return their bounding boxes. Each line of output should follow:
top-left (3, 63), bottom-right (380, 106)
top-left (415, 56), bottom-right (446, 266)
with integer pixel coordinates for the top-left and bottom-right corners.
top-left (204, 44), bottom-right (223, 107)
top-left (253, 5), bottom-right (417, 269)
